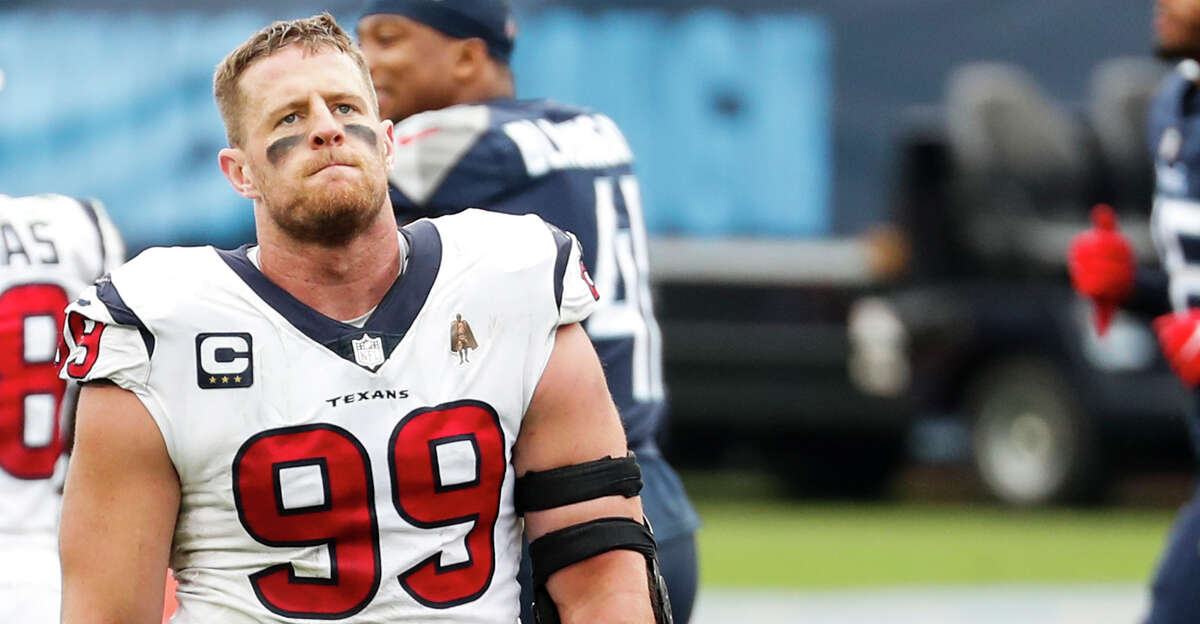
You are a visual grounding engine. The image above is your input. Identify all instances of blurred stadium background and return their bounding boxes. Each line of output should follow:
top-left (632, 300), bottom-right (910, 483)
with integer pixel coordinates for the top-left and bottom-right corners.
top-left (0, 0), bottom-right (1186, 621)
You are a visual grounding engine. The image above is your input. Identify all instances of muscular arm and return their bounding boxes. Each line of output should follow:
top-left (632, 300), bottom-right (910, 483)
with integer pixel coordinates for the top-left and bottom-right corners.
top-left (514, 323), bottom-right (654, 624)
top-left (60, 383), bottom-right (180, 624)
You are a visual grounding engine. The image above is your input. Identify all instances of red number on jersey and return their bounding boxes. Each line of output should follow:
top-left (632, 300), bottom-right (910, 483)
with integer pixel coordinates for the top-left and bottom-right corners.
top-left (0, 284), bottom-right (69, 479)
top-left (233, 425), bottom-right (381, 619)
top-left (390, 401), bottom-right (505, 607)
top-left (232, 403), bottom-right (506, 617)
top-left (64, 311), bottom-right (105, 379)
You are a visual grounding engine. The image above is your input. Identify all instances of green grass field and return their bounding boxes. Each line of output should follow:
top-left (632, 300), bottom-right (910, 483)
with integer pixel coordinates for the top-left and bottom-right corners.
top-left (694, 499), bottom-right (1178, 589)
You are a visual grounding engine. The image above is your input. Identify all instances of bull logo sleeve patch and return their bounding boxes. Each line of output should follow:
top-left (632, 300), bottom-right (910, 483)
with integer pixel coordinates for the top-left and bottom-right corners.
top-left (196, 333), bottom-right (253, 388)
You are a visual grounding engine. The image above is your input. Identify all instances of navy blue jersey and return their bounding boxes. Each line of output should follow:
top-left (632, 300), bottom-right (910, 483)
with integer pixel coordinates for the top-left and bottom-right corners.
top-left (1147, 61), bottom-right (1200, 313)
top-left (388, 99), bottom-right (666, 451)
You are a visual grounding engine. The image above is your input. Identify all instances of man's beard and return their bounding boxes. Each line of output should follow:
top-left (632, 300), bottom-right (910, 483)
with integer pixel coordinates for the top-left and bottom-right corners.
top-left (1155, 41), bottom-right (1196, 60)
top-left (1155, 21), bottom-right (1200, 61)
top-left (264, 166), bottom-right (388, 246)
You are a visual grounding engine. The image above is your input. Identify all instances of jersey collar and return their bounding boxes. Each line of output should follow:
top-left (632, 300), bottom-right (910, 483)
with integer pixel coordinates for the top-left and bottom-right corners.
top-left (215, 220), bottom-right (442, 371)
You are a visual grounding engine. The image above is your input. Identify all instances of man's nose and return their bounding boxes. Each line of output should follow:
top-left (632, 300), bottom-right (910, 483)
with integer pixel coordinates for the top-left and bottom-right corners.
top-left (309, 101), bottom-right (344, 148)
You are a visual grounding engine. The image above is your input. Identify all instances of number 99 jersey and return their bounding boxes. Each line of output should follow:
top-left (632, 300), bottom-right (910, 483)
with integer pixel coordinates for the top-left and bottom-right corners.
top-left (59, 211), bottom-right (596, 624)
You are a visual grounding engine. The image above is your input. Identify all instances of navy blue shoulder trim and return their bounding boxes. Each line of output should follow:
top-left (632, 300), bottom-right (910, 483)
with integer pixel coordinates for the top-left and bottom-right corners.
top-left (216, 245), bottom-right (331, 340)
top-left (95, 276), bottom-right (155, 358)
top-left (546, 223), bottom-right (573, 311)
top-left (366, 220), bottom-right (441, 334)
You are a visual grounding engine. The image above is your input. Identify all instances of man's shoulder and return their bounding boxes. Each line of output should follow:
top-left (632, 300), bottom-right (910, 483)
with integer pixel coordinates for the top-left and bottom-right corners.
top-left (102, 245), bottom-right (225, 312)
top-left (118, 245), bottom-right (217, 277)
top-left (0, 193), bottom-right (99, 231)
top-left (487, 98), bottom-right (595, 123)
top-left (1, 192), bottom-right (81, 211)
top-left (396, 99), bottom-right (597, 140)
top-left (390, 102), bottom-right (511, 207)
top-left (1150, 63), bottom-right (1195, 123)
top-left (425, 209), bottom-right (562, 268)
top-left (389, 99), bottom-right (630, 209)
top-left (426, 208), bottom-right (549, 242)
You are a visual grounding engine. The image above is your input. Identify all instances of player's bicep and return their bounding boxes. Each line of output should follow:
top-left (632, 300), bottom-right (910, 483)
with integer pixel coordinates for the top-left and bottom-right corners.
top-left (515, 323), bottom-right (639, 540)
top-left (60, 383), bottom-right (178, 624)
top-left (514, 323), bottom-right (657, 623)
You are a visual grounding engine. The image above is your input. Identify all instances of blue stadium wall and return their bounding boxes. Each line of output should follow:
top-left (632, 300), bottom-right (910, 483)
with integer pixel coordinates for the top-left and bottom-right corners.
top-left (0, 1), bottom-right (1152, 254)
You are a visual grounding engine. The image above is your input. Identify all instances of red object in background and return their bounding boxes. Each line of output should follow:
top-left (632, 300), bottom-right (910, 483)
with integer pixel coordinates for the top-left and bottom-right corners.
top-left (1067, 204), bottom-right (1135, 336)
top-left (163, 572), bottom-right (178, 623)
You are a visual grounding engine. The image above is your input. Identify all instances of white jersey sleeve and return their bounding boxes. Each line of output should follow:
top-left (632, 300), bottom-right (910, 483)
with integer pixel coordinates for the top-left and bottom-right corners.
top-left (59, 278), bottom-right (151, 392)
top-left (554, 227), bottom-right (600, 325)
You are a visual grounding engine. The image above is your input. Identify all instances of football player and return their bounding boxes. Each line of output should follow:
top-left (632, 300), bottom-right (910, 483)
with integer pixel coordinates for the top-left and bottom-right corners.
top-left (0, 193), bottom-right (123, 623)
top-left (58, 13), bottom-right (670, 624)
top-left (1070, 1), bottom-right (1200, 622)
top-left (357, 3), bottom-right (700, 621)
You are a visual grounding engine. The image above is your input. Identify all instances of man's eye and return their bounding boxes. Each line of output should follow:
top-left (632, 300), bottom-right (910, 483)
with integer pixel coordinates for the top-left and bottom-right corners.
top-left (280, 113), bottom-right (298, 125)
top-left (336, 104), bottom-right (354, 114)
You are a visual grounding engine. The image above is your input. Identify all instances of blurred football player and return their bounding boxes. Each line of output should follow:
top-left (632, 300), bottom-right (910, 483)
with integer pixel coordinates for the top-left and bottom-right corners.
top-left (1070, 1), bottom-right (1200, 621)
top-left (57, 13), bottom-right (671, 624)
top-left (357, 2), bottom-right (700, 621)
top-left (0, 193), bottom-right (123, 623)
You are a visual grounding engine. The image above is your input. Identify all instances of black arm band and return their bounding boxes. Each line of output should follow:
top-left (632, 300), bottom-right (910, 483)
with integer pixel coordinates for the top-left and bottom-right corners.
top-left (515, 452), bottom-right (643, 515)
top-left (528, 517), bottom-right (655, 588)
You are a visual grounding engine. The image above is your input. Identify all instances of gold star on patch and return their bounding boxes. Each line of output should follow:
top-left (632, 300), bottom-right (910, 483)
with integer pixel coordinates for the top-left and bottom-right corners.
top-left (221, 376), bottom-right (229, 384)
top-left (209, 376), bottom-right (217, 384)
top-left (234, 376), bottom-right (242, 383)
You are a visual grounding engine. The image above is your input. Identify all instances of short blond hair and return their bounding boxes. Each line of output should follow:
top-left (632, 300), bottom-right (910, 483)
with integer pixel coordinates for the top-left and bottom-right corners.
top-left (213, 12), bottom-right (377, 146)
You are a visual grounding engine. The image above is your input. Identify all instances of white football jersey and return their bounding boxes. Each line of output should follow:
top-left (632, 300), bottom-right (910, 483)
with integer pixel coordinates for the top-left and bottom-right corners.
top-left (60, 210), bottom-right (597, 624)
top-left (0, 193), bottom-right (122, 624)
top-left (0, 193), bottom-right (122, 541)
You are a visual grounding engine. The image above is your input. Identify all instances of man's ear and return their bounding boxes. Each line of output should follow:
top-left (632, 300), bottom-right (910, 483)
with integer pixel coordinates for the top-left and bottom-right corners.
top-left (380, 119), bottom-right (395, 171)
top-left (218, 148), bottom-right (261, 200)
top-left (451, 38), bottom-right (489, 83)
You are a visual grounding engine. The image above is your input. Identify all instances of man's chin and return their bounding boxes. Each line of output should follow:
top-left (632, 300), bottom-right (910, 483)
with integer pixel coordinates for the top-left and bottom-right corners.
top-left (1155, 39), bottom-right (1200, 61)
top-left (271, 191), bottom-right (385, 246)
top-left (1156, 43), bottom-right (1183, 60)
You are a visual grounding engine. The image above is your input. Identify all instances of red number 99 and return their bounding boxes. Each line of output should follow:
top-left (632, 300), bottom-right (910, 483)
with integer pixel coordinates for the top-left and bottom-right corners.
top-left (232, 402), bottom-right (505, 617)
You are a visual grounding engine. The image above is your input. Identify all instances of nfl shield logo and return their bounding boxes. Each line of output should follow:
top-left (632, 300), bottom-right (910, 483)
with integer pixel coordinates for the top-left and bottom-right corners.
top-left (352, 333), bottom-right (385, 370)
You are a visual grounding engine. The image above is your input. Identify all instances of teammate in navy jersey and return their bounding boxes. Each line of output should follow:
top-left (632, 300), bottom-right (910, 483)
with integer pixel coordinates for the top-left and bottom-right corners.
top-left (1070, 2), bottom-right (1200, 621)
top-left (357, 2), bottom-right (700, 622)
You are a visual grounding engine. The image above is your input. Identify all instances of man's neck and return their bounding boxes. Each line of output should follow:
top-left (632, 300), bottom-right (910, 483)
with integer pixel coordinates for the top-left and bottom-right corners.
top-left (255, 205), bottom-right (402, 321)
top-left (456, 73), bottom-right (514, 108)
